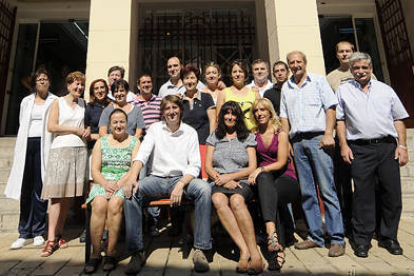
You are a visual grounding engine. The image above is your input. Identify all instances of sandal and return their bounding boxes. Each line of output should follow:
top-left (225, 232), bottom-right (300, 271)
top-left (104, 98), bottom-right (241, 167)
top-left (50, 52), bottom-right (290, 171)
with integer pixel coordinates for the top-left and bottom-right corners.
top-left (247, 258), bottom-right (264, 275)
top-left (57, 236), bottom-right (68, 249)
top-left (236, 258), bottom-right (249, 273)
top-left (103, 256), bottom-right (117, 271)
top-left (268, 248), bottom-right (285, 271)
top-left (40, 240), bottom-right (58, 257)
top-left (267, 231), bottom-right (280, 252)
top-left (84, 257), bottom-right (102, 274)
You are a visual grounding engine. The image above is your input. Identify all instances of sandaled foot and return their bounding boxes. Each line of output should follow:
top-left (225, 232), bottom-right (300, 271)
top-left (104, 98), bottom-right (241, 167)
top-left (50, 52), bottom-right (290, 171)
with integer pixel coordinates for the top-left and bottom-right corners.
top-left (247, 258), bottom-right (264, 275)
top-left (268, 249), bottom-right (285, 271)
top-left (103, 256), bottom-right (117, 271)
top-left (84, 257), bottom-right (102, 274)
top-left (236, 257), bottom-right (249, 273)
top-left (40, 240), bottom-right (58, 257)
top-left (267, 231), bottom-right (280, 252)
top-left (57, 236), bottom-right (68, 249)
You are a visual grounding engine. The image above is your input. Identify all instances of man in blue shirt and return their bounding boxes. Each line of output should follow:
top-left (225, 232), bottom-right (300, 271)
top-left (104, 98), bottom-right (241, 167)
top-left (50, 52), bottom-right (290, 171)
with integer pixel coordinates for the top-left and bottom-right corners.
top-left (336, 52), bottom-right (409, 258)
top-left (280, 51), bottom-right (345, 257)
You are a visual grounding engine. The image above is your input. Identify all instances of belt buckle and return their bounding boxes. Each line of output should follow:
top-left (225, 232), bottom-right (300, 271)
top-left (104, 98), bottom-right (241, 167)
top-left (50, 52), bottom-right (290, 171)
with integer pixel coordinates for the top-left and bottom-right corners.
top-left (370, 138), bottom-right (380, 144)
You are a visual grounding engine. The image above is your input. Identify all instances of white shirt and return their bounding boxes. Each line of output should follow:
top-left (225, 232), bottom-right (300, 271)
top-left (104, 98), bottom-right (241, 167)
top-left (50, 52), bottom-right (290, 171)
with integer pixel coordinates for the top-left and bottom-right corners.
top-left (247, 80), bottom-right (273, 98)
top-left (158, 79), bottom-right (205, 98)
top-left (135, 121), bottom-right (200, 177)
top-left (28, 103), bottom-right (45, 137)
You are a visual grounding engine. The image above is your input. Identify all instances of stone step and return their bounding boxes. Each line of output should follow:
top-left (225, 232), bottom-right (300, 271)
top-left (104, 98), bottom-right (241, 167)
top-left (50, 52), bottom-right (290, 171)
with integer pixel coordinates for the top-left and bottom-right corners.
top-left (402, 194), bottom-right (414, 215)
top-left (0, 197), bottom-right (20, 214)
top-left (0, 158), bottom-right (13, 169)
top-left (401, 177), bottom-right (414, 195)
top-left (0, 169), bottom-right (11, 184)
top-left (0, 213), bottom-right (19, 232)
top-left (0, 183), bottom-right (5, 195)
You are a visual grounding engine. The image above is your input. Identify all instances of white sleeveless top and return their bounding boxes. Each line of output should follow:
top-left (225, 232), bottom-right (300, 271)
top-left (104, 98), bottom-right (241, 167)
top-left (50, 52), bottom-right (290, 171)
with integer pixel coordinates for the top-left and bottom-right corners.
top-left (51, 97), bottom-right (86, 149)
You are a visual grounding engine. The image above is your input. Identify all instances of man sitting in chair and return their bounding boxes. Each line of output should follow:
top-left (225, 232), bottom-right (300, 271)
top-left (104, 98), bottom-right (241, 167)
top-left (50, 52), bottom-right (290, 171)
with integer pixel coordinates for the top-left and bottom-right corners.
top-left (123, 95), bottom-right (213, 274)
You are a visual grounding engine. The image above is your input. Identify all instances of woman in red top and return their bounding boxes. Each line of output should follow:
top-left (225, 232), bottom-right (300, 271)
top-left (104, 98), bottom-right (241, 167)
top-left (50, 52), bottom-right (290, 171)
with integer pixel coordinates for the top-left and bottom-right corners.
top-left (248, 98), bottom-right (300, 271)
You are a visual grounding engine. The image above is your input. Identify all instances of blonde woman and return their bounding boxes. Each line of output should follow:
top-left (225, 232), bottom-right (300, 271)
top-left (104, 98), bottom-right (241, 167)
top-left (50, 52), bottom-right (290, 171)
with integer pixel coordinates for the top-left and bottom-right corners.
top-left (248, 98), bottom-right (300, 271)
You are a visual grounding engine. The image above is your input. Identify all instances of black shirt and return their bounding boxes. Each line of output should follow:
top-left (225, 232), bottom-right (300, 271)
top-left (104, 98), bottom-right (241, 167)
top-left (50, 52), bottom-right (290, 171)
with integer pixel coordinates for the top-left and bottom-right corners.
top-left (84, 101), bottom-right (108, 149)
top-left (263, 84), bottom-right (282, 115)
top-left (182, 91), bottom-right (215, 145)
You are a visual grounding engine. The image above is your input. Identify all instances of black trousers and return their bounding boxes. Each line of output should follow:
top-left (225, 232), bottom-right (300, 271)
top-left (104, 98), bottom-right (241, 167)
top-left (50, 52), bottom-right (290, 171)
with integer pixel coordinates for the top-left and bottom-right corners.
top-left (334, 136), bottom-right (353, 235)
top-left (349, 142), bottom-right (402, 246)
top-left (256, 172), bottom-right (300, 246)
top-left (18, 137), bottom-right (48, 238)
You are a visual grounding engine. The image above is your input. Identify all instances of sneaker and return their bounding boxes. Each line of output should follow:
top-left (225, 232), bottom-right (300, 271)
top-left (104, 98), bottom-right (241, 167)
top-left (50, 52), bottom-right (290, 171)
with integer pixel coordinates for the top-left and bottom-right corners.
top-left (193, 249), bottom-right (210, 273)
top-left (11, 238), bottom-right (31, 249)
top-left (33, 236), bottom-right (45, 247)
top-left (125, 251), bottom-right (146, 275)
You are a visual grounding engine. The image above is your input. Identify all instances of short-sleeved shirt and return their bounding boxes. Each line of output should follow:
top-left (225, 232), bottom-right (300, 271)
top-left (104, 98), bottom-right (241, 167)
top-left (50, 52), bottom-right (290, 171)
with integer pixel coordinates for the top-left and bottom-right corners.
top-left (280, 73), bottom-right (338, 137)
top-left (85, 101), bottom-right (109, 149)
top-left (206, 132), bottom-right (256, 174)
top-left (263, 84), bottom-right (281, 115)
top-left (246, 80), bottom-right (273, 98)
top-left (183, 91), bottom-right (215, 145)
top-left (133, 94), bottom-right (162, 132)
top-left (336, 79), bottom-right (409, 140)
top-left (98, 105), bottom-right (145, 136)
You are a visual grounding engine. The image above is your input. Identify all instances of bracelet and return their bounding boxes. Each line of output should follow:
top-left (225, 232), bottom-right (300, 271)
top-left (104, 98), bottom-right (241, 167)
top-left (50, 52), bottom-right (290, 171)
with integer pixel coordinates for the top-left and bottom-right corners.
top-left (398, 145), bottom-right (408, 150)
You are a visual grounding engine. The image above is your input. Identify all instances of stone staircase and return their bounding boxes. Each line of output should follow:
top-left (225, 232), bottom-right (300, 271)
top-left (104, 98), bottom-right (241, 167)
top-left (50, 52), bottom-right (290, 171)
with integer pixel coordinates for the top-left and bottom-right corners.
top-left (0, 137), bottom-right (19, 232)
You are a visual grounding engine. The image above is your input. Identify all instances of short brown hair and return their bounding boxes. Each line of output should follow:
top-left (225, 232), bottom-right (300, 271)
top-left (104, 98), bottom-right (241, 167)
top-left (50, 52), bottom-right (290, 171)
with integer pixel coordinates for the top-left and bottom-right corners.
top-left (336, 41), bottom-right (355, 53)
top-left (160, 95), bottom-right (184, 121)
top-left (181, 64), bottom-right (201, 81)
top-left (66, 71), bottom-right (85, 86)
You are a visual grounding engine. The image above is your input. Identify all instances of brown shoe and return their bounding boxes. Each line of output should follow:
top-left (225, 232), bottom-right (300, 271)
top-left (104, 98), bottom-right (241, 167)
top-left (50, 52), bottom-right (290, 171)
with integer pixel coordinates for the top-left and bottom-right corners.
top-left (294, 239), bottom-right (318, 250)
top-left (328, 243), bottom-right (345, 257)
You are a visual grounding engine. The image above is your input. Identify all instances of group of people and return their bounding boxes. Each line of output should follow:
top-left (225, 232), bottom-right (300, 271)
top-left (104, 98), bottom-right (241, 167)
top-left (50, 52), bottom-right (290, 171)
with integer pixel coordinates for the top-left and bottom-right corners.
top-left (5, 39), bottom-right (409, 275)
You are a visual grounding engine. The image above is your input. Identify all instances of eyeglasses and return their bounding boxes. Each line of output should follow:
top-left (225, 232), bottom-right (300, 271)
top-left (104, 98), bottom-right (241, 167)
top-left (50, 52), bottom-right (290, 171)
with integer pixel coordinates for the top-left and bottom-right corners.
top-left (36, 78), bottom-right (49, 82)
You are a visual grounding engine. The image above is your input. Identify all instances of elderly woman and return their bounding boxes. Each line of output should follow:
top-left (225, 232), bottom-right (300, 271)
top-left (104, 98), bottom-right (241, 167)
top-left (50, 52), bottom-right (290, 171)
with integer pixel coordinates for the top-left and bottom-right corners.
top-left (216, 60), bottom-right (260, 130)
top-left (205, 101), bottom-right (263, 274)
top-left (248, 98), bottom-right (300, 271)
top-left (201, 62), bottom-right (223, 104)
top-left (182, 64), bottom-right (216, 179)
top-left (6, 68), bottom-right (57, 249)
top-left (83, 109), bottom-right (140, 273)
top-left (40, 71), bottom-right (89, 257)
top-left (99, 79), bottom-right (145, 139)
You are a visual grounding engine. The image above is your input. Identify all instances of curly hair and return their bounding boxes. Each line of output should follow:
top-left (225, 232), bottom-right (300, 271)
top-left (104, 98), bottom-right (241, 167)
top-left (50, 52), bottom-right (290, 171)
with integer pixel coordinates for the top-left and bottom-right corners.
top-left (215, 101), bottom-right (250, 142)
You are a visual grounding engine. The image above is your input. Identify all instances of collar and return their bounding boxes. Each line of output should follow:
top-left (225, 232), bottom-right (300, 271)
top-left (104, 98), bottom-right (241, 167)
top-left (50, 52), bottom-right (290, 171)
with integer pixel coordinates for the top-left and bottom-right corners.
top-left (166, 78), bottom-right (184, 89)
top-left (287, 74), bottom-right (311, 88)
top-left (135, 94), bottom-right (157, 103)
top-left (183, 90), bottom-right (201, 102)
top-left (351, 78), bottom-right (372, 90)
top-left (161, 120), bottom-right (185, 136)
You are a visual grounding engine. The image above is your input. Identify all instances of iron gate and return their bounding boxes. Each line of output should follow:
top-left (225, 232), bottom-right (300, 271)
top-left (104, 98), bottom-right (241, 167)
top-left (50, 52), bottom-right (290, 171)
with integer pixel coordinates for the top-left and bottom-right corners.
top-left (0, 0), bottom-right (16, 131)
top-left (376, 0), bottom-right (414, 126)
top-left (138, 9), bottom-right (256, 92)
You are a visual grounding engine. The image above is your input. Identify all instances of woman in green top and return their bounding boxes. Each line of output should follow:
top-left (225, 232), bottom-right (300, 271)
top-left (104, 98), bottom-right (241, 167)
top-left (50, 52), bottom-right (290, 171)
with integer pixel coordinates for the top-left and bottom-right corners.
top-left (84, 109), bottom-right (140, 274)
top-left (216, 60), bottom-right (260, 130)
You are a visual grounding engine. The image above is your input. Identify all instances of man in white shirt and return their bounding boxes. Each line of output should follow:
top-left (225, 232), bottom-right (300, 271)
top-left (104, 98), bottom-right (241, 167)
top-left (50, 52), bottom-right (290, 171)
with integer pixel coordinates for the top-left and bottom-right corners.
top-left (107, 65), bottom-right (136, 102)
top-left (247, 59), bottom-right (273, 97)
top-left (123, 95), bottom-right (212, 274)
top-left (158, 57), bottom-right (204, 98)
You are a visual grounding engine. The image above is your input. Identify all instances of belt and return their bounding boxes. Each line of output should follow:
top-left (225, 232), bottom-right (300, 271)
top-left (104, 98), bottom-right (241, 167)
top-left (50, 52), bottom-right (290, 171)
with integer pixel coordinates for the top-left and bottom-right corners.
top-left (348, 135), bottom-right (396, 145)
top-left (291, 132), bottom-right (325, 143)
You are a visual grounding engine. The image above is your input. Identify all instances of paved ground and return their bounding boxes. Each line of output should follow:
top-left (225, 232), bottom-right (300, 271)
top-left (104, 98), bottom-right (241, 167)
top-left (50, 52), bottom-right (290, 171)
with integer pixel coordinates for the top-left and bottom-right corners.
top-left (1, 218), bottom-right (414, 276)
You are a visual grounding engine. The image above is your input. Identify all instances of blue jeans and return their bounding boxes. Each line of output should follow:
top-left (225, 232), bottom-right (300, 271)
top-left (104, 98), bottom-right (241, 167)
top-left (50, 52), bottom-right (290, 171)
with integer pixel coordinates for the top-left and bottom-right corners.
top-left (123, 175), bottom-right (213, 252)
top-left (293, 135), bottom-right (344, 246)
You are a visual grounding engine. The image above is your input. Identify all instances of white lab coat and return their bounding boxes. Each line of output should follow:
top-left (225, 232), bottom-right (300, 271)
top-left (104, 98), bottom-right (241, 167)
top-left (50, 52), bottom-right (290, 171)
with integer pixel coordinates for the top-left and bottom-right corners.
top-left (5, 92), bottom-right (57, 200)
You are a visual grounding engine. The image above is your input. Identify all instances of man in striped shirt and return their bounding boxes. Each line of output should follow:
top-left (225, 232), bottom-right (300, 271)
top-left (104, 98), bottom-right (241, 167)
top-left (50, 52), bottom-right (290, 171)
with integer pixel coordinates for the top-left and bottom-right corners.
top-left (134, 74), bottom-right (162, 133)
top-left (133, 74), bottom-right (162, 237)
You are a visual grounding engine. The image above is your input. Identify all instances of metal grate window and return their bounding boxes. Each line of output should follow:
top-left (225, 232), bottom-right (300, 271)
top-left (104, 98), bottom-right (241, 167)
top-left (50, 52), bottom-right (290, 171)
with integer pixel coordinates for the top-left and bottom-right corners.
top-left (138, 9), bottom-right (256, 92)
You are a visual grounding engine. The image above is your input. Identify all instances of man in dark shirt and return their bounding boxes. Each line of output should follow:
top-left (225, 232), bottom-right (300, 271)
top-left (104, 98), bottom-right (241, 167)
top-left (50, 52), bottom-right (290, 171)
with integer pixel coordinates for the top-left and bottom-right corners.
top-left (263, 60), bottom-right (290, 115)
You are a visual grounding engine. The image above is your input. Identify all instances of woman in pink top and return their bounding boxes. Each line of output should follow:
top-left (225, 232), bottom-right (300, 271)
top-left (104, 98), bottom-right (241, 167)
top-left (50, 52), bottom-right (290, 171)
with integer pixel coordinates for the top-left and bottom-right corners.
top-left (248, 98), bottom-right (300, 271)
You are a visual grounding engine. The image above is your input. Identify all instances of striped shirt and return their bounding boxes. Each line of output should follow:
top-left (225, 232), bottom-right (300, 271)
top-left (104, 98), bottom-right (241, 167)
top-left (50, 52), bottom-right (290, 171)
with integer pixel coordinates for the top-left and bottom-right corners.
top-left (133, 94), bottom-right (162, 132)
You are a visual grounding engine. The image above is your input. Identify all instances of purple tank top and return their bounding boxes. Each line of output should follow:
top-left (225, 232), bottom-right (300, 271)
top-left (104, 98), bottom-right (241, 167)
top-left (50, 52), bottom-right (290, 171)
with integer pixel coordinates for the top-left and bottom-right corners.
top-left (255, 132), bottom-right (297, 180)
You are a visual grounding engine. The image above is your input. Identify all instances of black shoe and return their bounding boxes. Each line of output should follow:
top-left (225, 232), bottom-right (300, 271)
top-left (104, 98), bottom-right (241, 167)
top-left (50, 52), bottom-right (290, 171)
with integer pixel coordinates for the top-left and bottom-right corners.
top-left (125, 251), bottom-right (146, 275)
top-left (149, 225), bottom-right (160, 237)
top-left (353, 244), bottom-right (369, 258)
top-left (378, 239), bottom-right (403, 255)
top-left (168, 224), bottom-right (181, 236)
